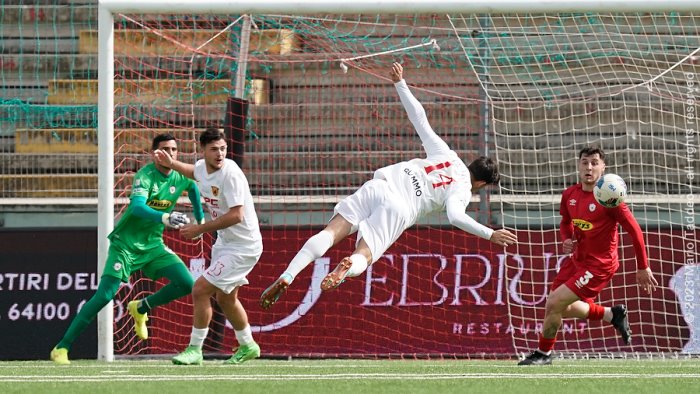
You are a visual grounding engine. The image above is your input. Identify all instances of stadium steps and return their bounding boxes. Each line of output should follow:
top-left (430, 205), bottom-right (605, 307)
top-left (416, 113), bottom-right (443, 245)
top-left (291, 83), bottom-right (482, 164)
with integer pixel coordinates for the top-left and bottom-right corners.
top-left (78, 28), bottom-right (300, 56)
top-left (43, 78), bottom-right (481, 105)
top-left (0, 174), bottom-right (101, 198)
top-left (0, 147), bottom-right (688, 197)
top-left (0, 171), bottom-right (359, 198)
top-left (47, 79), bottom-right (232, 105)
top-left (10, 124), bottom-right (483, 153)
top-left (5, 172), bottom-right (636, 199)
top-left (0, 3), bottom-right (93, 25)
top-left (2, 6), bottom-right (698, 199)
top-left (0, 2), bottom-right (95, 54)
top-left (13, 128), bottom-right (198, 154)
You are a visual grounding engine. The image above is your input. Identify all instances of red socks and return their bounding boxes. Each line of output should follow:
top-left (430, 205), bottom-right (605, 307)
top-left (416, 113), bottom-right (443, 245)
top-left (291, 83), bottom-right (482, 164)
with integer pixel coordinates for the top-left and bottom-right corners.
top-left (538, 335), bottom-right (557, 353)
top-left (587, 301), bottom-right (605, 321)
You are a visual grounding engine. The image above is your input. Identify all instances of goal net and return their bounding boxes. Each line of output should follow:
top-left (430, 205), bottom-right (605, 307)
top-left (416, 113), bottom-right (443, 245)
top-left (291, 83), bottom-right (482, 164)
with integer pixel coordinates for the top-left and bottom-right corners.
top-left (4, 0), bottom-right (700, 362)
top-left (447, 12), bottom-right (700, 356)
top-left (84, 2), bottom-right (697, 359)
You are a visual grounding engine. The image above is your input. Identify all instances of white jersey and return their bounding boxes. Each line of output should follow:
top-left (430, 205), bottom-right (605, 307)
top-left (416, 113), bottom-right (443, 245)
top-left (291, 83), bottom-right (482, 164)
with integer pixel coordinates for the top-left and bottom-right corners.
top-left (373, 80), bottom-right (494, 241)
top-left (194, 158), bottom-right (263, 253)
top-left (374, 151), bottom-right (471, 223)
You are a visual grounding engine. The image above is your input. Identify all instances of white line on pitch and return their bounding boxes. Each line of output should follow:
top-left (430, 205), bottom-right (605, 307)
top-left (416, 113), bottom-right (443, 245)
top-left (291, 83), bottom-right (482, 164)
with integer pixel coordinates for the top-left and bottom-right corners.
top-left (2, 373), bottom-right (700, 382)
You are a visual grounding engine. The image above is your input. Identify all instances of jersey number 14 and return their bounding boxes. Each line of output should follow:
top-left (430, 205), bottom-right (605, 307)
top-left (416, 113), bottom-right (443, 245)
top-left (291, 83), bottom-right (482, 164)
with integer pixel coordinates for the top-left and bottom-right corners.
top-left (425, 161), bottom-right (454, 189)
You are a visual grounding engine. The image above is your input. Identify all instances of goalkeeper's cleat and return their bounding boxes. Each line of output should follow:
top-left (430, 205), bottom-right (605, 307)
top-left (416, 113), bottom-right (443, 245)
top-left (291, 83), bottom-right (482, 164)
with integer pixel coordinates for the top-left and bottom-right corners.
top-left (172, 345), bottom-right (203, 365)
top-left (321, 257), bottom-right (353, 291)
top-left (518, 350), bottom-right (553, 366)
top-left (611, 304), bottom-right (632, 345)
top-left (225, 342), bottom-right (261, 365)
top-left (50, 347), bottom-right (70, 365)
top-left (260, 274), bottom-right (291, 310)
top-left (127, 300), bottom-right (149, 340)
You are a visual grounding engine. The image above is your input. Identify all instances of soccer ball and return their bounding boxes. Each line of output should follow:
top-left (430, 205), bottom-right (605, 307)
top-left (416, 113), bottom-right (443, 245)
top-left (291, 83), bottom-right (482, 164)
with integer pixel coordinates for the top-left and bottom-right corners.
top-left (593, 174), bottom-right (627, 208)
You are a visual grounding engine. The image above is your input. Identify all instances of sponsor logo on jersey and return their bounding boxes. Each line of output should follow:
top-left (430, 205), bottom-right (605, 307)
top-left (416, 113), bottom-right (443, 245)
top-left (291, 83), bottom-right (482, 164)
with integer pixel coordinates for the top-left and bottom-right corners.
top-left (569, 199), bottom-right (576, 206)
top-left (203, 196), bottom-right (219, 208)
top-left (572, 219), bottom-right (593, 231)
top-left (211, 186), bottom-right (220, 196)
top-left (148, 199), bottom-right (173, 210)
top-left (589, 203), bottom-right (596, 212)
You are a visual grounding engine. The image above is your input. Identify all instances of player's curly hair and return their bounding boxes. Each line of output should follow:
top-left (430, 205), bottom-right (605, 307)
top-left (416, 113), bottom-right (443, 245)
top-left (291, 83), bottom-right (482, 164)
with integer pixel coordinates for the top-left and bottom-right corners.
top-left (468, 156), bottom-right (500, 185)
top-left (199, 127), bottom-right (226, 146)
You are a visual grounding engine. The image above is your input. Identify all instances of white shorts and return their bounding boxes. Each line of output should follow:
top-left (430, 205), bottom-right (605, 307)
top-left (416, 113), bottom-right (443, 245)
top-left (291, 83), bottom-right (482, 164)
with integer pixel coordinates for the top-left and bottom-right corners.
top-left (333, 179), bottom-right (410, 263)
top-left (202, 245), bottom-right (262, 294)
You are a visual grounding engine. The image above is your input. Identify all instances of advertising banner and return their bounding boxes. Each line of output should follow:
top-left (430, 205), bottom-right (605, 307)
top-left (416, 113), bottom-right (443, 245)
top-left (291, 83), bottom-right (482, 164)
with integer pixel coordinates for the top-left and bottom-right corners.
top-left (1, 227), bottom-right (695, 359)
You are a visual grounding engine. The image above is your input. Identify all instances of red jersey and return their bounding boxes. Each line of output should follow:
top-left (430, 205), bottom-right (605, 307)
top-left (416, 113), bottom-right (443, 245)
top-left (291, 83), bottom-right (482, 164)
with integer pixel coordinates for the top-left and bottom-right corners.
top-left (560, 183), bottom-right (648, 273)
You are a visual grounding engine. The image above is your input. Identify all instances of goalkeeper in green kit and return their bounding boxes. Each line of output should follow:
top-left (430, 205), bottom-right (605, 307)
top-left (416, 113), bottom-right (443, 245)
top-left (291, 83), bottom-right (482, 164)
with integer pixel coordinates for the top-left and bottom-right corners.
top-left (50, 134), bottom-right (205, 365)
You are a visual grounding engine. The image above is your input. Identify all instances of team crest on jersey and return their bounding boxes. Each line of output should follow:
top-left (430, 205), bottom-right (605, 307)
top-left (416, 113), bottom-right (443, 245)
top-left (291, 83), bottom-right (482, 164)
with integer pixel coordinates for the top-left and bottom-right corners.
top-left (169, 186), bottom-right (176, 194)
top-left (211, 186), bottom-right (219, 196)
top-left (572, 219), bottom-right (593, 231)
top-left (589, 203), bottom-right (596, 212)
top-left (152, 184), bottom-right (159, 193)
top-left (569, 199), bottom-right (576, 206)
top-left (113, 262), bottom-right (122, 271)
top-left (135, 179), bottom-right (141, 187)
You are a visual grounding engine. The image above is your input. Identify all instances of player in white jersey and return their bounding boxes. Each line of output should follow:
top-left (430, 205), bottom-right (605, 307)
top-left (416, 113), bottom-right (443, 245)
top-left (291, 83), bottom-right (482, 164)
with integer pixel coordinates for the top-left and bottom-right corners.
top-left (154, 128), bottom-right (263, 365)
top-left (260, 62), bottom-right (518, 310)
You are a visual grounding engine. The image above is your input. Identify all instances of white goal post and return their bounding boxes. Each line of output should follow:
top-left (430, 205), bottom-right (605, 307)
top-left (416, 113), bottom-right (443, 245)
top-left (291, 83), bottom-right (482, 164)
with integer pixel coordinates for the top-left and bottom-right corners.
top-left (97, 0), bottom-right (700, 361)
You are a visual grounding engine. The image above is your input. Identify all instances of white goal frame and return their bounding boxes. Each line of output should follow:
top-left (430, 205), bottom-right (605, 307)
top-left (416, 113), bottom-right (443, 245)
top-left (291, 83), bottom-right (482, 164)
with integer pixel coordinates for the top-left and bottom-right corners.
top-left (97, 0), bottom-right (699, 361)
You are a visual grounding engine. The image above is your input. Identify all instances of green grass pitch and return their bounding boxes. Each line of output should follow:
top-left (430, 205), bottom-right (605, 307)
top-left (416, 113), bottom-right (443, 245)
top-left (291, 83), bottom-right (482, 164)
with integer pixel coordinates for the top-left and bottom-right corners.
top-left (1, 358), bottom-right (699, 393)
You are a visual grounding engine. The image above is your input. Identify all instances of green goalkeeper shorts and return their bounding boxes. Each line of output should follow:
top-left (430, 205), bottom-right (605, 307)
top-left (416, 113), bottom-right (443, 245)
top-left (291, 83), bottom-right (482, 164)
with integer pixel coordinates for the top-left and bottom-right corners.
top-left (103, 240), bottom-right (185, 282)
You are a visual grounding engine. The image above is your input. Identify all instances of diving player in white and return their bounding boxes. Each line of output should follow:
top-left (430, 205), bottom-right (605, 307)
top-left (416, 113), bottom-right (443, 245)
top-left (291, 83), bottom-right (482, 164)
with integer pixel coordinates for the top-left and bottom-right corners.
top-left (155, 128), bottom-right (263, 365)
top-left (260, 62), bottom-right (517, 310)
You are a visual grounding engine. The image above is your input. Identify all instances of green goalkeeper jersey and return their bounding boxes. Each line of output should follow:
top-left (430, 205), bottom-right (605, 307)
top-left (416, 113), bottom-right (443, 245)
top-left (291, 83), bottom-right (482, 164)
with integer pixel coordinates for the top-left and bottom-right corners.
top-left (108, 162), bottom-right (196, 252)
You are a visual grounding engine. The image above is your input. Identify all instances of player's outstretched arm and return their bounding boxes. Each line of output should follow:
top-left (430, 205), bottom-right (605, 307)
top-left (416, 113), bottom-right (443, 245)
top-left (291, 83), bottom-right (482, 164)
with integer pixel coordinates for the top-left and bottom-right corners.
top-left (390, 62), bottom-right (451, 157)
top-left (180, 205), bottom-right (243, 239)
top-left (154, 149), bottom-right (195, 179)
top-left (186, 181), bottom-right (205, 224)
top-left (636, 267), bottom-right (658, 294)
top-left (489, 229), bottom-right (518, 248)
top-left (614, 204), bottom-right (657, 293)
top-left (129, 195), bottom-right (190, 229)
top-left (445, 196), bottom-right (517, 247)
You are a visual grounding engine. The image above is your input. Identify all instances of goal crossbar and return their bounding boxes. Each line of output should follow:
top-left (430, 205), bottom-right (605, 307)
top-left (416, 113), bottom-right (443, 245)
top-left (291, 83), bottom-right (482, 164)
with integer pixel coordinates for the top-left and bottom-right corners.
top-left (100, 0), bottom-right (700, 14)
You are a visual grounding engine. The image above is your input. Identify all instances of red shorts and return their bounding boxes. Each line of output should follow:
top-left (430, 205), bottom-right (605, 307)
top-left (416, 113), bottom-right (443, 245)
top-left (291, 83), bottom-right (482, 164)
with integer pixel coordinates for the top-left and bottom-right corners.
top-left (551, 257), bottom-right (616, 302)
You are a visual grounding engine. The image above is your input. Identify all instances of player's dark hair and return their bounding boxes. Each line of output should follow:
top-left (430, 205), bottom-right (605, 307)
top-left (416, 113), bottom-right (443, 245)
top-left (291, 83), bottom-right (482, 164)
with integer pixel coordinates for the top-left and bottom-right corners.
top-left (578, 146), bottom-right (606, 162)
top-left (199, 127), bottom-right (226, 147)
top-left (151, 133), bottom-right (176, 150)
top-left (468, 156), bottom-right (500, 185)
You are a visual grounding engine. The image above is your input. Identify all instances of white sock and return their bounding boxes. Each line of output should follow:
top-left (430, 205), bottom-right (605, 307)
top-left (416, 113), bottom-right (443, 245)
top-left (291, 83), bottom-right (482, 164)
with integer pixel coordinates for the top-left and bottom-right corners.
top-left (603, 307), bottom-right (613, 323)
top-left (283, 230), bottom-right (334, 281)
top-left (235, 324), bottom-right (255, 346)
top-left (189, 327), bottom-right (209, 348)
top-left (346, 254), bottom-right (369, 278)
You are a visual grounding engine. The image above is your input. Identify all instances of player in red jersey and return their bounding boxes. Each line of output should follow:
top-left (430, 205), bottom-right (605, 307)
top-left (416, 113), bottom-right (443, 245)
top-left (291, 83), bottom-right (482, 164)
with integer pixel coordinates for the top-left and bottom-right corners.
top-left (519, 146), bottom-right (658, 365)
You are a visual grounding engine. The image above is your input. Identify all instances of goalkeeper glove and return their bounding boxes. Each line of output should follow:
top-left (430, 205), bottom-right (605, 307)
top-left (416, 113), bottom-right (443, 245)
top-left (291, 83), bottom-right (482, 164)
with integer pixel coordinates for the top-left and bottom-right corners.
top-left (162, 211), bottom-right (190, 229)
